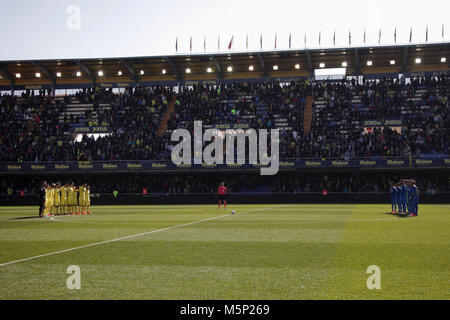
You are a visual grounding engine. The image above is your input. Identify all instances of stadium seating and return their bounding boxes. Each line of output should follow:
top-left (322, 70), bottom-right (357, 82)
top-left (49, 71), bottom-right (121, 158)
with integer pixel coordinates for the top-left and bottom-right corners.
top-left (0, 75), bottom-right (448, 163)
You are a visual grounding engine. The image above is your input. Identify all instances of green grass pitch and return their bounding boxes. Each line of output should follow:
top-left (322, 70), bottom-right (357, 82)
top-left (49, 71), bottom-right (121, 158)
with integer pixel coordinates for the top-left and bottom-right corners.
top-left (0, 204), bottom-right (449, 300)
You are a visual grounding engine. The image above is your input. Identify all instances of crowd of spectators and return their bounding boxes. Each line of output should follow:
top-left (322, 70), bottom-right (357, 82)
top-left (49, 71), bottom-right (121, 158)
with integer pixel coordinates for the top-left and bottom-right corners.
top-left (0, 86), bottom-right (174, 162)
top-left (166, 75), bottom-right (448, 158)
top-left (0, 75), bottom-right (448, 163)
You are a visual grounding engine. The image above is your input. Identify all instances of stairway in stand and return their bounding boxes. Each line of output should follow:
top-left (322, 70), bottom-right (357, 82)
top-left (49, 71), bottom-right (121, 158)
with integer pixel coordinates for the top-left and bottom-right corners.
top-left (157, 97), bottom-right (177, 137)
top-left (303, 96), bottom-right (314, 135)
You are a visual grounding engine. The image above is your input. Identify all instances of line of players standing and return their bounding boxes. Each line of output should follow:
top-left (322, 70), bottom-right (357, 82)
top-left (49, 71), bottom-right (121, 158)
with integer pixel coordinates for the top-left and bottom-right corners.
top-left (39, 181), bottom-right (91, 217)
top-left (389, 179), bottom-right (419, 217)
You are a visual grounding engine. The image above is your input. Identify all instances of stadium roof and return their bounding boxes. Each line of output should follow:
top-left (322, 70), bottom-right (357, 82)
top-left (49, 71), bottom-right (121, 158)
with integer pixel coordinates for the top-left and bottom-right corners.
top-left (0, 42), bottom-right (449, 90)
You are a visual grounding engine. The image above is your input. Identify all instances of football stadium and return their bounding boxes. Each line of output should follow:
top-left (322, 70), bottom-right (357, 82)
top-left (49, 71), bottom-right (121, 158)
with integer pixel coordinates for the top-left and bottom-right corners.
top-left (0, 0), bottom-right (449, 304)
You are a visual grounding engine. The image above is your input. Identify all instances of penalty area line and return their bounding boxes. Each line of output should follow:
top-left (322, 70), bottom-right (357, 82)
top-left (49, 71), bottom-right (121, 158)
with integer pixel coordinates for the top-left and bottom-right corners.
top-left (0, 204), bottom-right (286, 267)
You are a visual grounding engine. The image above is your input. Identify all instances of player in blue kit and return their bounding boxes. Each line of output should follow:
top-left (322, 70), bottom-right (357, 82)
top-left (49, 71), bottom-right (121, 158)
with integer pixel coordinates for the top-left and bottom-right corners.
top-left (397, 180), bottom-right (403, 213)
top-left (408, 179), bottom-right (419, 217)
top-left (399, 180), bottom-right (407, 216)
top-left (404, 180), bottom-right (411, 214)
top-left (389, 182), bottom-right (396, 213)
top-left (392, 182), bottom-right (399, 213)
top-left (394, 182), bottom-right (400, 213)
top-left (406, 179), bottom-right (413, 215)
top-left (398, 180), bottom-right (405, 214)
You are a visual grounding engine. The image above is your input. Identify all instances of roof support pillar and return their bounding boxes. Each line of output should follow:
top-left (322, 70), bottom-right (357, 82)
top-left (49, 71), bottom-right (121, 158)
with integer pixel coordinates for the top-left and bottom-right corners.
top-left (31, 61), bottom-right (56, 95)
top-left (76, 60), bottom-right (96, 88)
top-left (165, 57), bottom-right (182, 81)
top-left (210, 56), bottom-right (223, 81)
top-left (353, 48), bottom-right (360, 76)
top-left (120, 59), bottom-right (139, 84)
top-left (402, 46), bottom-right (409, 73)
top-left (257, 53), bottom-right (268, 79)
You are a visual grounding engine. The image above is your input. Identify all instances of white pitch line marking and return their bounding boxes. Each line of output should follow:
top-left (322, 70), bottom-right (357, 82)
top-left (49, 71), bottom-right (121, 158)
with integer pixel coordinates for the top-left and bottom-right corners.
top-left (0, 204), bottom-right (289, 267)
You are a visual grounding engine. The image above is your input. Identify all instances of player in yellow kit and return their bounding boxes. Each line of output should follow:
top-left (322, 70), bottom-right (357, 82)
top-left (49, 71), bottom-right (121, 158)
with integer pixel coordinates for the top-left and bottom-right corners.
top-left (73, 185), bottom-right (80, 214)
top-left (86, 185), bottom-right (91, 214)
top-left (54, 183), bottom-right (61, 215)
top-left (43, 183), bottom-right (50, 217)
top-left (48, 184), bottom-right (54, 216)
top-left (48, 184), bottom-right (55, 216)
top-left (78, 185), bottom-right (86, 214)
top-left (60, 183), bottom-right (69, 215)
top-left (67, 182), bottom-right (74, 215)
top-left (79, 183), bottom-right (91, 214)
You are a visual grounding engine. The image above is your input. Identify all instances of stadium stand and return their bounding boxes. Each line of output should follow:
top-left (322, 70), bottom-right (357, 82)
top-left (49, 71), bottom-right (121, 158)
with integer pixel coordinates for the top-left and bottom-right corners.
top-left (1, 75), bottom-right (448, 162)
top-left (0, 43), bottom-right (448, 204)
top-left (0, 86), bottom-right (174, 162)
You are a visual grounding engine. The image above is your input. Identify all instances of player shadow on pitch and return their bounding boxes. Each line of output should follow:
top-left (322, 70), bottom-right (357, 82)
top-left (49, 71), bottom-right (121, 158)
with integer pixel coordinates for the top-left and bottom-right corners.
top-left (379, 212), bottom-right (408, 218)
top-left (9, 216), bottom-right (41, 220)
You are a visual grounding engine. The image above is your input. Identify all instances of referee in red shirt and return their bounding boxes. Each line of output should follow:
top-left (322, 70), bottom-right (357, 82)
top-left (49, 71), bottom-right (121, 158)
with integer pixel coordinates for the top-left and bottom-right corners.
top-left (218, 182), bottom-right (227, 210)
